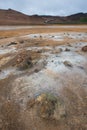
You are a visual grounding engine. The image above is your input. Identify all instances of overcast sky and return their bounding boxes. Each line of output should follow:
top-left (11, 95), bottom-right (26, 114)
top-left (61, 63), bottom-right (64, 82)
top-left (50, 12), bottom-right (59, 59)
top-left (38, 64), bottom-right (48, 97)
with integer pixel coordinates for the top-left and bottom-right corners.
top-left (0, 0), bottom-right (87, 16)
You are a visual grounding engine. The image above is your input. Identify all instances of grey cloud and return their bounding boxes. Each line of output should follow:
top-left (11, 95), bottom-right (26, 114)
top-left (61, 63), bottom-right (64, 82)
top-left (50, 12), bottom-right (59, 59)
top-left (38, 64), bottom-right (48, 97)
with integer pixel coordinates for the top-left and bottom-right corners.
top-left (0, 0), bottom-right (87, 16)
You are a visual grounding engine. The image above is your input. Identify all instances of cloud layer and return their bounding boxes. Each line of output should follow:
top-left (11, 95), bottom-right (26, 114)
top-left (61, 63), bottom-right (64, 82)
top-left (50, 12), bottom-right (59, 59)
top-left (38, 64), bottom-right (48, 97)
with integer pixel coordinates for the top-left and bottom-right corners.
top-left (0, 0), bottom-right (87, 16)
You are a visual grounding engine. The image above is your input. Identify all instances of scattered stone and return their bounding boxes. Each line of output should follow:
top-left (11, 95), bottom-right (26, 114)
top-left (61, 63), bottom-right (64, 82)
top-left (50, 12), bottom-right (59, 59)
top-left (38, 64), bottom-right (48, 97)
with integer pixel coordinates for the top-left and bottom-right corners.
top-left (34, 35), bottom-right (37, 38)
top-left (17, 58), bottom-right (33, 70)
top-left (78, 66), bottom-right (84, 70)
top-left (34, 68), bottom-right (39, 73)
top-left (82, 45), bottom-right (87, 52)
top-left (7, 41), bottom-right (18, 46)
top-left (65, 48), bottom-right (70, 51)
top-left (63, 61), bottom-right (73, 67)
top-left (51, 60), bottom-right (54, 62)
top-left (67, 43), bottom-right (72, 47)
top-left (40, 35), bottom-right (42, 38)
top-left (59, 48), bottom-right (63, 52)
top-left (37, 50), bottom-right (42, 53)
top-left (78, 34), bottom-right (81, 36)
top-left (15, 52), bottom-right (33, 70)
top-left (36, 93), bottom-right (66, 120)
top-left (52, 48), bottom-right (63, 54)
top-left (19, 40), bottom-right (24, 44)
top-left (35, 42), bottom-right (39, 45)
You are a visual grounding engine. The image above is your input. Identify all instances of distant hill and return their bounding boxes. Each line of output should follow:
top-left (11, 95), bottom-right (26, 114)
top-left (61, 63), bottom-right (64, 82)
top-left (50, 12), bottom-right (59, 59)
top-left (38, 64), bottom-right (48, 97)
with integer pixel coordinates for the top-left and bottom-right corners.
top-left (67, 13), bottom-right (87, 23)
top-left (0, 9), bottom-right (87, 25)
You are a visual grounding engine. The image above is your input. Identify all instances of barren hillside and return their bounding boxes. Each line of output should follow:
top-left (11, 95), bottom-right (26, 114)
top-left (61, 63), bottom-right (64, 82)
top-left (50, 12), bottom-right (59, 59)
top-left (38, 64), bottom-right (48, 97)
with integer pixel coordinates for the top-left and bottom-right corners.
top-left (0, 9), bottom-right (87, 25)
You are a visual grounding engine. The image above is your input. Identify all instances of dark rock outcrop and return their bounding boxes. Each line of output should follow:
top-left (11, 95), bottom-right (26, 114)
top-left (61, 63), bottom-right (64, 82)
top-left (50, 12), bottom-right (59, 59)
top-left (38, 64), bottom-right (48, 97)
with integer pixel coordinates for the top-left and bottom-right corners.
top-left (82, 45), bottom-right (87, 52)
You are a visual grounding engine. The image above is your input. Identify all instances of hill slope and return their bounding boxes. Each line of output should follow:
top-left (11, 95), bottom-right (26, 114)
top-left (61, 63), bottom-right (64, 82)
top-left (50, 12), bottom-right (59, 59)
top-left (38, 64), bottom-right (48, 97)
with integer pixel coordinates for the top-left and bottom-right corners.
top-left (0, 9), bottom-right (87, 25)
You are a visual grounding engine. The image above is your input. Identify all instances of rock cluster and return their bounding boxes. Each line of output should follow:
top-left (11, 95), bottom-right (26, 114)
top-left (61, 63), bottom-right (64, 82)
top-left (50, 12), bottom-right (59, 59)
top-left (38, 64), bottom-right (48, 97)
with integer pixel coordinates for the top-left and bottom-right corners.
top-left (36, 93), bottom-right (66, 120)
top-left (15, 52), bottom-right (33, 70)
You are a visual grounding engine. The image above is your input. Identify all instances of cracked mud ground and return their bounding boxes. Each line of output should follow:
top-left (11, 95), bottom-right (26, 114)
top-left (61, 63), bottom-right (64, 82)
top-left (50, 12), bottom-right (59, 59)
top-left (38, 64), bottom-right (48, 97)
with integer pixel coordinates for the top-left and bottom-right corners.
top-left (0, 26), bottom-right (87, 130)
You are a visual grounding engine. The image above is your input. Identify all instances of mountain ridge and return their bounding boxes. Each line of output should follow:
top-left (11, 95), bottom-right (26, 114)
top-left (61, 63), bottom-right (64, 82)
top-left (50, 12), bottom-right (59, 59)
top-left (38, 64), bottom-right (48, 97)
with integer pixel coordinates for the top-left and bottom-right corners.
top-left (0, 9), bottom-right (87, 25)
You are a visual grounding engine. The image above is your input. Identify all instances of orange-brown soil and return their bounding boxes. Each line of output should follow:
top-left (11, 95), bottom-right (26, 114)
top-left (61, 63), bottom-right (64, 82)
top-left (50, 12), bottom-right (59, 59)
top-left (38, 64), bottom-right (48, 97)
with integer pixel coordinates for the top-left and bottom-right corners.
top-left (0, 26), bottom-right (87, 130)
top-left (0, 25), bottom-right (87, 38)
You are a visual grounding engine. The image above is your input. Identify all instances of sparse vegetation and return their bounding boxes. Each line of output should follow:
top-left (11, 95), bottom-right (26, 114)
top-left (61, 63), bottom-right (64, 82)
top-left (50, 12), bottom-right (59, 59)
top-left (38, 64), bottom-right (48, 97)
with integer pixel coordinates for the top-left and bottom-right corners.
top-left (80, 17), bottom-right (87, 23)
top-left (0, 26), bottom-right (87, 130)
top-left (36, 93), bottom-right (66, 120)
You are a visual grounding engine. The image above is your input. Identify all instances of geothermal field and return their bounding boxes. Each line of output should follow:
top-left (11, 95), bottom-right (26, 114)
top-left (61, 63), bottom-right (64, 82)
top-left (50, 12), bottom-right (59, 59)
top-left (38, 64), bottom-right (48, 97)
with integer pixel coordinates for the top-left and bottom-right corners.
top-left (0, 25), bottom-right (87, 130)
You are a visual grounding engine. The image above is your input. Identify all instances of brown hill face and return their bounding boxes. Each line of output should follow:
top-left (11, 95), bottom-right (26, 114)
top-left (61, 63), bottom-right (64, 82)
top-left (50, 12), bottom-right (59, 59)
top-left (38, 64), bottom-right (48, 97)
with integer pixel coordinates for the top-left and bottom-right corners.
top-left (67, 13), bottom-right (87, 23)
top-left (0, 9), bottom-right (44, 25)
top-left (0, 9), bottom-right (87, 25)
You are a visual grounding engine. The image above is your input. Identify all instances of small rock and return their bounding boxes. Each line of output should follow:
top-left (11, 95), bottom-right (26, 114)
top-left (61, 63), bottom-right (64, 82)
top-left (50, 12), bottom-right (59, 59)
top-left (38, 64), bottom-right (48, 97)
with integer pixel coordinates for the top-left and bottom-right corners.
top-left (68, 44), bottom-right (72, 47)
top-left (18, 59), bottom-right (33, 70)
top-left (78, 66), bottom-right (84, 70)
top-left (59, 48), bottom-right (63, 52)
top-left (52, 48), bottom-right (63, 54)
top-left (63, 61), bottom-right (72, 67)
top-left (7, 41), bottom-right (18, 46)
top-left (34, 68), bottom-right (39, 73)
top-left (65, 48), bottom-right (70, 51)
top-left (37, 50), bottom-right (42, 53)
top-left (35, 42), bottom-right (39, 45)
top-left (40, 35), bottom-right (42, 38)
top-left (82, 46), bottom-right (87, 52)
top-left (51, 60), bottom-right (54, 62)
top-left (19, 40), bottom-right (24, 44)
top-left (34, 35), bottom-right (37, 38)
